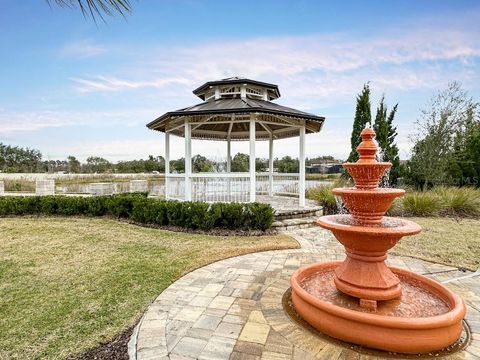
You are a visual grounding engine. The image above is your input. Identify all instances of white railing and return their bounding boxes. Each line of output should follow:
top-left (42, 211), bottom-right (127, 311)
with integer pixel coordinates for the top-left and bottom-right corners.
top-left (191, 173), bottom-right (250, 203)
top-left (272, 173), bottom-right (300, 195)
top-left (165, 173), bottom-right (252, 202)
top-left (165, 174), bottom-right (186, 200)
top-left (165, 172), bottom-right (301, 202)
top-left (256, 172), bottom-right (299, 196)
top-left (255, 173), bottom-right (270, 194)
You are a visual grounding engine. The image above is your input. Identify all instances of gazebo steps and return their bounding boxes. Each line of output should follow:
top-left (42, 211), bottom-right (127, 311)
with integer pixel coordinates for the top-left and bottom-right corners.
top-left (272, 216), bottom-right (319, 231)
top-left (270, 199), bottom-right (322, 230)
top-left (274, 207), bottom-right (323, 221)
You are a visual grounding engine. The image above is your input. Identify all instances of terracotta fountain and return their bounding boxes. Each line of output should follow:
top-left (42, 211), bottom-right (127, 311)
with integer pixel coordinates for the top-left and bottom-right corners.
top-left (290, 127), bottom-right (466, 353)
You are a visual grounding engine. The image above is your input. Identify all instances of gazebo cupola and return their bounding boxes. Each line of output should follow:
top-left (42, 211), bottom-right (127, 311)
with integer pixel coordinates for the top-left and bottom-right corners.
top-left (193, 76), bottom-right (280, 102)
top-left (147, 77), bottom-right (325, 206)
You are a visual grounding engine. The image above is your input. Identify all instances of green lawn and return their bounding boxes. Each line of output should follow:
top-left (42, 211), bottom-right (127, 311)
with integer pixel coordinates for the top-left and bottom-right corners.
top-left (0, 217), bottom-right (298, 360)
top-left (393, 217), bottom-right (480, 271)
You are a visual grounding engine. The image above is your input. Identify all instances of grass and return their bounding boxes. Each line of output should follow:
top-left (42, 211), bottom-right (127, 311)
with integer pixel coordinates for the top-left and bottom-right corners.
top-left (55, 175), bottom-right (165, 185)
top-left (393, 217), bottom-right (480, 271)
top-left (3, 179), bottom-right (35, 192)
top-left (390, 187), bottom-right (480, 218)
top-left (432, 186), bottom-right (480, 216)
top-left (305, 173), bottom-right (341, 180)
top-left (401, 191), bottom-right (442, 216)
top-left (0, 217), bottom-right (297, 360)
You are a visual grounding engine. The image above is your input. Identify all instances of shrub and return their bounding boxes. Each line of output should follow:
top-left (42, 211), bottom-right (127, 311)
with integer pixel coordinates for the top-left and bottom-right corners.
top-left (106, 193), bottom-right (147, 218)
top-left (39, 196), bottom-right (58, 215)
top-left (166, 201), bottom-right (188, 227)
top-left (85, 196), bottom-right (108, 216)
top-left (402, 192), bottom-right (442, 216)
top-left (55, 196), bottom-right (86, 216)
top-left (0, 194), bottom-right (274, 231)
top-left (213, 203), bottom-right (246, 229)
top-left (306, 185), bottom-right (337, 214)
top-left (432, 186), bottom-right (480, 216)
top-left (248, 203), bottom-right (275, 231)
top-left (150, 200), bottom-right (168, 226)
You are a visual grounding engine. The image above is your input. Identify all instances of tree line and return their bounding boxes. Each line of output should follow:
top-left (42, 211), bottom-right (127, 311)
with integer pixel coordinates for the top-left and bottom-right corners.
top-left (0, 146), bottom-right (341, 174)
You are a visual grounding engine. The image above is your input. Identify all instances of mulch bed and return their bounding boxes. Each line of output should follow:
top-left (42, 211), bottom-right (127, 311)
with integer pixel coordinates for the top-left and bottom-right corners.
top-left (67, 326), bottom-right (134, 360)
top-left (123, 219), bottom-right (278, 236)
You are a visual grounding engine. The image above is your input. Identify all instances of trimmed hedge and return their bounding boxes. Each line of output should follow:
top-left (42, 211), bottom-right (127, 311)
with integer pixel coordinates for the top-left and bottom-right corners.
top-left (0, 193), bottom-right (274, 231)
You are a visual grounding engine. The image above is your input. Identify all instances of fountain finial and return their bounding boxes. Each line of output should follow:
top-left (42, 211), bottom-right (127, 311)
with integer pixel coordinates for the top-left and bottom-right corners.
top-left (356, 127), bottom-right (378, 163)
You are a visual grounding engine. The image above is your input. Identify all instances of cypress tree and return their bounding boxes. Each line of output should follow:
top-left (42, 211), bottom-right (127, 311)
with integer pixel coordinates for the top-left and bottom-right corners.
top-left (374, 96), bottom-right (400, 185)
top-left (373, 96), bottom-right (388, 153)
top-left (347, 83), bottom-right (371, 163)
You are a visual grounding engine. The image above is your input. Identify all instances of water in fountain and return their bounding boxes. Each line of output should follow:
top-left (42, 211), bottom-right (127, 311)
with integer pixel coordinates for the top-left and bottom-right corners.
top-left (300, 270), bottom-right (450, 317)
top-left (334, 194), bottom-right (348, 214)
top-left (373, 137), bottom-right (391, 188)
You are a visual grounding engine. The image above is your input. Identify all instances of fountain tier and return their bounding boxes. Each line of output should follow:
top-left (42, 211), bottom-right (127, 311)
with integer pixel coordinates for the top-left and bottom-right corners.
top-left (332, 187), bottom-right (404, 224)
top-left (317, 215), bottom-right (421, 301)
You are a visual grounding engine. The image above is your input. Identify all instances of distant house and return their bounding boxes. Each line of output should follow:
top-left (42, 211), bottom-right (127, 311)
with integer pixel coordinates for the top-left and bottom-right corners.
top-left (306, 163), bottom-right (342, 174)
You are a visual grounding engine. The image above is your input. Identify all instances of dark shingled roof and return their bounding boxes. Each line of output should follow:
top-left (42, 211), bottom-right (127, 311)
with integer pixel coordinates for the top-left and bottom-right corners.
top-left (147, 78), bottom-right (325, 140)
top-left (192, 77), bottom-right (281, 100)
top-left (147, 98), bottom-right (323, 126)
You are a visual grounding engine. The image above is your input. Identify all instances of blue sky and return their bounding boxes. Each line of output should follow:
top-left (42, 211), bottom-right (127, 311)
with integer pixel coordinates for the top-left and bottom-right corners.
top-left (1, 0), bottom-right (479, 162)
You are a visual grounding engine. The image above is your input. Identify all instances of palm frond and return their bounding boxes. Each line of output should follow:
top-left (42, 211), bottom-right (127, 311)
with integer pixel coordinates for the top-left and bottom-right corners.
top-left (46, 0), bottom-right (132, 23)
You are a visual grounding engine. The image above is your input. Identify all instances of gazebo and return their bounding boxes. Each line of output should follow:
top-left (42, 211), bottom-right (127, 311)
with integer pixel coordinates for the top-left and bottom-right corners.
top-left (147, 77), bottom-right (325, 207)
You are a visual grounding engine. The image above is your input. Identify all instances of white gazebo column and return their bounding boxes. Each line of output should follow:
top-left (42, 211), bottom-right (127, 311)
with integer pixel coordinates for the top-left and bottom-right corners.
top-left (226, 137), bottom-right (231, 172)
top-left (184, 121), bottom-right (192, 201)
top-left (268, 134), bottom-right (274, 196)
top-left (299, 125), bottom-right (306, 207)
top-left (165, 132), bottom-right (170, 199)
top-left (249, 118), bottom-right (256, 202)
top-left (226, 136), bottom-right (231, 201)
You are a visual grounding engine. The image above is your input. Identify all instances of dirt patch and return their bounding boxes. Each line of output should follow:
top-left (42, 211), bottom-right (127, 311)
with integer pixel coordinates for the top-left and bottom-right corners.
top-left (68, 326), bottom-right (134, 360)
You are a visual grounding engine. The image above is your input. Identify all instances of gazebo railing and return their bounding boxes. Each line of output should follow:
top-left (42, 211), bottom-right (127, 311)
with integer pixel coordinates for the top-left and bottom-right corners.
top-left (165, 174), bottom-right (186, 200)
top-left (256, 172), bottom-right (299, 196)
top-left (191, 173), bottom-right (251, 203)
top-left (165, 172), bottom-right (300, 202)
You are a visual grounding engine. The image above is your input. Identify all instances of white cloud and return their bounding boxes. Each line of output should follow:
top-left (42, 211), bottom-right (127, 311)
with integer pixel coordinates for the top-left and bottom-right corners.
top-left (70, 75), bottom-right (191, 93)
top-left (0, 110), bottom-right (72, 133)
top-left (0, 108), bottom-right (157, 134)
top-left (68, 22), bottom-right (480, 115)
top-left (60, 39), bottom-right (106, 58)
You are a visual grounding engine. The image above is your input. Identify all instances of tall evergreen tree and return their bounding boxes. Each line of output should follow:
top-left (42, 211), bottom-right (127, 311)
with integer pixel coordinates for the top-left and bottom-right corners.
top-left (347, 84), bottom-right (371, 163)
top-left (407, 82), bottom-right (479, 189)
top-left (374, 96), bottom-right (401, 184)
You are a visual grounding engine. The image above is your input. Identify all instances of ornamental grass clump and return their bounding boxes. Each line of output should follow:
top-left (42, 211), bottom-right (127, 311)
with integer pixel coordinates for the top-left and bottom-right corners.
top-left (402, 191), bottom-right (442, 217)
top-left (432, 186), bottom-right (480, 217)
top-left (306, 179), bottom-right (349, 215)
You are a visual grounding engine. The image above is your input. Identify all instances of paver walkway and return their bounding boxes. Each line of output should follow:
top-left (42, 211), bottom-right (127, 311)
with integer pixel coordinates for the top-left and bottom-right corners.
top-left (130, 227), bottom-right (480, 360)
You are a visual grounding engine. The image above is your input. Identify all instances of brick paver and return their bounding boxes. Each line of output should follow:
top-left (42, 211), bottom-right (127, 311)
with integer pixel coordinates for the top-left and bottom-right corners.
top-left (131, 227), bottom-right (480, 360)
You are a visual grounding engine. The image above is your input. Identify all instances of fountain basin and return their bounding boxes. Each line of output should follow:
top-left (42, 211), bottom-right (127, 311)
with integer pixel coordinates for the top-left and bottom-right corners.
top-left (332, 188), bottom-right (405, 224)
top-left (290, 261), bottom-right (466, 353)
